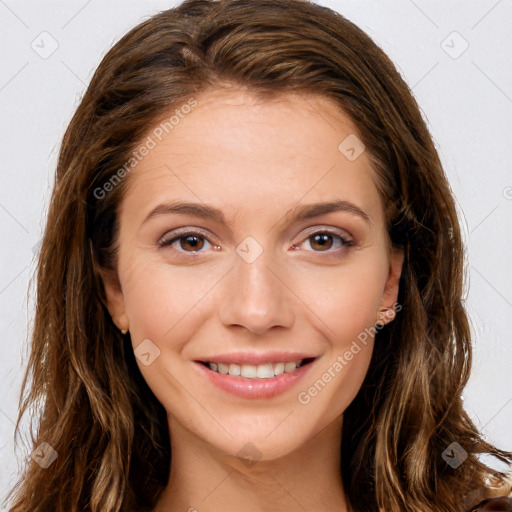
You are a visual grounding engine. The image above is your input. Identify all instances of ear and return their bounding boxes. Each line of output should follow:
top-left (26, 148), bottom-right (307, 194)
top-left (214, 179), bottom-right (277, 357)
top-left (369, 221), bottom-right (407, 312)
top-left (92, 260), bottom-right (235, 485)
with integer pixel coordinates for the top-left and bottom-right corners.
top-left (377, 245), bottom-right (404, 324)
top-left (95, 265), bottom-right (129, 333)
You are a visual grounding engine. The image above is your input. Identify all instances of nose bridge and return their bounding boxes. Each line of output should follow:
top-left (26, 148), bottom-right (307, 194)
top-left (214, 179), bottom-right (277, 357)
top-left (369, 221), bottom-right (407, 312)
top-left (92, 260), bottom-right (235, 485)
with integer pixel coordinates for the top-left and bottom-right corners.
top-left (218, 237), bottom-right (295, 334)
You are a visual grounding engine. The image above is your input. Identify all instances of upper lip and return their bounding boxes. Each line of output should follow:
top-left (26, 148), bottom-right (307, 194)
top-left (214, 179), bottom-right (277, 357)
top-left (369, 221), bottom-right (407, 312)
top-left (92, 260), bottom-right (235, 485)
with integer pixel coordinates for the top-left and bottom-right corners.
top-left (196, 352), bottom-right (318, 365)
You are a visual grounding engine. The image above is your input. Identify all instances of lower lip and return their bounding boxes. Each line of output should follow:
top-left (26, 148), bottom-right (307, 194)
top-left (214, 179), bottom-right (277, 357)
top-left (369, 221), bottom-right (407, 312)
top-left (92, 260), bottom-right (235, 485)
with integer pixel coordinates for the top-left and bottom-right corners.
top-left (194, 360), bottom-right (316, 399)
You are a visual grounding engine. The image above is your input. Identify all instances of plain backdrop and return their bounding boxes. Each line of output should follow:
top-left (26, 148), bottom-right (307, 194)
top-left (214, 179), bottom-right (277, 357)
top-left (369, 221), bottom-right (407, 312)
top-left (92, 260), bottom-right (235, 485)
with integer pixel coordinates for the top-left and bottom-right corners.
top-left (0, 0), bottom-right (511, 507)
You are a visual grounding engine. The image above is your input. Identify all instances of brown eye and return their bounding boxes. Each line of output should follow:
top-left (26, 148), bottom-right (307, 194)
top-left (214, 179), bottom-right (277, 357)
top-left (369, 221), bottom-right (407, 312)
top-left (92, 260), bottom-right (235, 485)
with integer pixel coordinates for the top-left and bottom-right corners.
top-left (179, 235), bottom-right (205, 252)
top-left (158, 230), bottom-right (214, 253)
top-left (305, 231), bottom-right (353, 252)
top-left (309, 233), bottom-right (334, 251)
top-left (291, 229), bottom-right (354, 258)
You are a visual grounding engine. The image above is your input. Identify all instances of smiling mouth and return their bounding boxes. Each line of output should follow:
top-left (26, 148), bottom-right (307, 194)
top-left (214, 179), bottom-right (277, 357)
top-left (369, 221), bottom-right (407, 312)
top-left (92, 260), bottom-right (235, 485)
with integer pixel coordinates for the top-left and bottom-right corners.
top-left (197, 357), bottom-right (316, 379)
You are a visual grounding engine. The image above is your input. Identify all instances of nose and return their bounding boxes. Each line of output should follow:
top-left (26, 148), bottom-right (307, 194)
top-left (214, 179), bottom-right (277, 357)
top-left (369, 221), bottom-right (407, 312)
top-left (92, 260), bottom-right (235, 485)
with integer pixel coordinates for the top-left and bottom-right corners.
top-left (218, 247), bottom-right (296, 335)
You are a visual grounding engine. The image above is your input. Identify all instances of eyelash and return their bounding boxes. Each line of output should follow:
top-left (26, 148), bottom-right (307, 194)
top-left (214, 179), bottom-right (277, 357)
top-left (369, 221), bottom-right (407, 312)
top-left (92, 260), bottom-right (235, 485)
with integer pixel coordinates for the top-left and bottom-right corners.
top-left (158, 228), bottom-right (355, 258)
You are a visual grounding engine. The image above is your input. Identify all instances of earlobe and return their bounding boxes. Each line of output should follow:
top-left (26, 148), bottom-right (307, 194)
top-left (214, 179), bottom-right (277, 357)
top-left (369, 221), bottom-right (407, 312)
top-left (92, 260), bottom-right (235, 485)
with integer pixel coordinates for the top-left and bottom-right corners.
top-left (376, 307), bottom-right (396, 326)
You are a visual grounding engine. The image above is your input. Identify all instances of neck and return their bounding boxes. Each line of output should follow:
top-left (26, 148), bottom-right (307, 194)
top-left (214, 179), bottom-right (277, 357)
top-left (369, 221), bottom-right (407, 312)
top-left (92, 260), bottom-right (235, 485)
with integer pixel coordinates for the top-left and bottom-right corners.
top-left (153, 414), bottom-right (348, 512)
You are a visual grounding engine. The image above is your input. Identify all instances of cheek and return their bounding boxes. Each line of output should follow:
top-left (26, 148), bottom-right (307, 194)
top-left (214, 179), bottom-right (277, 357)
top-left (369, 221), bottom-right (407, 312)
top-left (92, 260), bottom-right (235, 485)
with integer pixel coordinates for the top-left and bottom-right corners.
top-left (120, 255), bottom-right (223, 348)
top-left (122, 263), bottom-right (168, 337)
top-left (294, 253), bottom-right (388, 344)
top-left (292, 254), bottom-right (387, 411)
top-left (119, 260), bottom-right (218, 410)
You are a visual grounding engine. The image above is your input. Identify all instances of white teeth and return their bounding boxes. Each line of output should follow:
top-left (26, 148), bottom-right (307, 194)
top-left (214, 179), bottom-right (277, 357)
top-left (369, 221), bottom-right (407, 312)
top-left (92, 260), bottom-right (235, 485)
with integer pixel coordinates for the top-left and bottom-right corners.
top-left (256, 363), bottom-right (274, 378)
top-left (241, 364), bottom-right (257, 378)
top-left (284, 361), bottom-right (298, 373)
top-left (217, 363), bottom-right (229, 375)
top-left (273, 362), bottom-right (285, 376)
top-left (207, 360), bottom-right (304, 379)
top-left (228, 363), bottom-right (241, 376)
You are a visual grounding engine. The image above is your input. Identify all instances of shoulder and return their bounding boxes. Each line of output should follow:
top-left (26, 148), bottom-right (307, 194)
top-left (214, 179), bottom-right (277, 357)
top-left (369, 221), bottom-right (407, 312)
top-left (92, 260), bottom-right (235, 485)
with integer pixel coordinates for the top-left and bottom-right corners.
top-left (470, 496), bottom-right (512, 511)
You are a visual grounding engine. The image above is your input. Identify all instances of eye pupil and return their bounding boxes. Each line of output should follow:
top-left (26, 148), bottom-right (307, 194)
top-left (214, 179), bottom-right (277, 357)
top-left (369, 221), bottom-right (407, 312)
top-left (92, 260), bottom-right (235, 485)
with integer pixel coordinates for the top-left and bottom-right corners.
top-left (181, 235), bottom-right (204, 251)
top-left (311, 234), bottom-right (333, 251)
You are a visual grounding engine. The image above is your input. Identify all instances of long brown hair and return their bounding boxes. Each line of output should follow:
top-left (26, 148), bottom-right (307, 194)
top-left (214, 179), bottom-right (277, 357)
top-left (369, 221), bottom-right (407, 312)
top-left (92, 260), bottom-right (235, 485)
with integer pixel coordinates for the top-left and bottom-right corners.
top-left (5, 1), bottom-right (512, 511)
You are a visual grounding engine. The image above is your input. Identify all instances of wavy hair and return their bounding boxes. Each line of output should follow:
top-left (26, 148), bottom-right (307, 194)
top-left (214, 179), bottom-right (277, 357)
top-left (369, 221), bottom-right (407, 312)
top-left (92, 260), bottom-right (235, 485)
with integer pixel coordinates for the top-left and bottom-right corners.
top-left (5, 0), bottom-right (512, 511)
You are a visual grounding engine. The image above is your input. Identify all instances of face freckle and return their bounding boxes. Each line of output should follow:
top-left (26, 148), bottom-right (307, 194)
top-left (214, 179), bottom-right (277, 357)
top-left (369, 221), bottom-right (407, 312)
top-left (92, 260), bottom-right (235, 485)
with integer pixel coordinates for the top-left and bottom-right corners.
top-left (104, 86), bottom-right (403, 463)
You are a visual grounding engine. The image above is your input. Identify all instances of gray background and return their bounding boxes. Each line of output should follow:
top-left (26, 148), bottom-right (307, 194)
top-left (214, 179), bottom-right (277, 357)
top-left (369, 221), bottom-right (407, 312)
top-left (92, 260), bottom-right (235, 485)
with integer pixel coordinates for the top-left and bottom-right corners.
top-left (0, 0), bottom-right (511, 507)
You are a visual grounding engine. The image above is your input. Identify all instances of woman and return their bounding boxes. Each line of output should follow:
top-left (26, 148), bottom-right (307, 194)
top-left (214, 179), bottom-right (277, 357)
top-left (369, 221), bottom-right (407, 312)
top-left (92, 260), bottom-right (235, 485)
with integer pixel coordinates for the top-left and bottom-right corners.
top-left (4, 0), bottom-right (512, 511)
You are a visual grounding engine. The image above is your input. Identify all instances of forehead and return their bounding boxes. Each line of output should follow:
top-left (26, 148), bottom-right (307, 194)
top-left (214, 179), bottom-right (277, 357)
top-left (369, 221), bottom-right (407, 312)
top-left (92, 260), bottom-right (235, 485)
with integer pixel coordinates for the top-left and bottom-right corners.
top-left (119, 87), bottom-right (384, 227)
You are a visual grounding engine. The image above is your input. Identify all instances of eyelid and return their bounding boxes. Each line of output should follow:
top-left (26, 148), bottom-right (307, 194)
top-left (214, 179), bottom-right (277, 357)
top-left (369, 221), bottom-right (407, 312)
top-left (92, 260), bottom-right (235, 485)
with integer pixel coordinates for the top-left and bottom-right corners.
top-left (158, 227), bottom-right (217, 246)
top-left (297, 225), bottom-right (354, 244)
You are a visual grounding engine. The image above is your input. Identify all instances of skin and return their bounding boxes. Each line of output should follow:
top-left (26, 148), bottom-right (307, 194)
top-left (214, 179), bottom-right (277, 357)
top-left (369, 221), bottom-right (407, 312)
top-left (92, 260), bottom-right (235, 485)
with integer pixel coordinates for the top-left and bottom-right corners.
top-left (101, 85), bottom-right (404, 512)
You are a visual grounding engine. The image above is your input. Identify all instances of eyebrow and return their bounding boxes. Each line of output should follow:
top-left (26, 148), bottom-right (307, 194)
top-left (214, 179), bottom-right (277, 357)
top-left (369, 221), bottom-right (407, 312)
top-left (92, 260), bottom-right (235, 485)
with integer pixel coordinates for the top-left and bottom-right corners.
top-left (141, 199), bottom-right (371, 227)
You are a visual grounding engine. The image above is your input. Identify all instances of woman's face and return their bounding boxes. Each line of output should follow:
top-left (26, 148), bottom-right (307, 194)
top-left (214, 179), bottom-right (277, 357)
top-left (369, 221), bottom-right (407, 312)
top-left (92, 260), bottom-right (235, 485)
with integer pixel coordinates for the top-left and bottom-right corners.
top-left (103, 87), bottom-right (403, 461)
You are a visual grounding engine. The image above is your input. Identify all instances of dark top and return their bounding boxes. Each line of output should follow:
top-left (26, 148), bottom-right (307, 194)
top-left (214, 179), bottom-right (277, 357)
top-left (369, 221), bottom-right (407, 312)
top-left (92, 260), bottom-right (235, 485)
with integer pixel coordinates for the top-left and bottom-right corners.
top-left (471, 496), bottom-right (512, 511)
